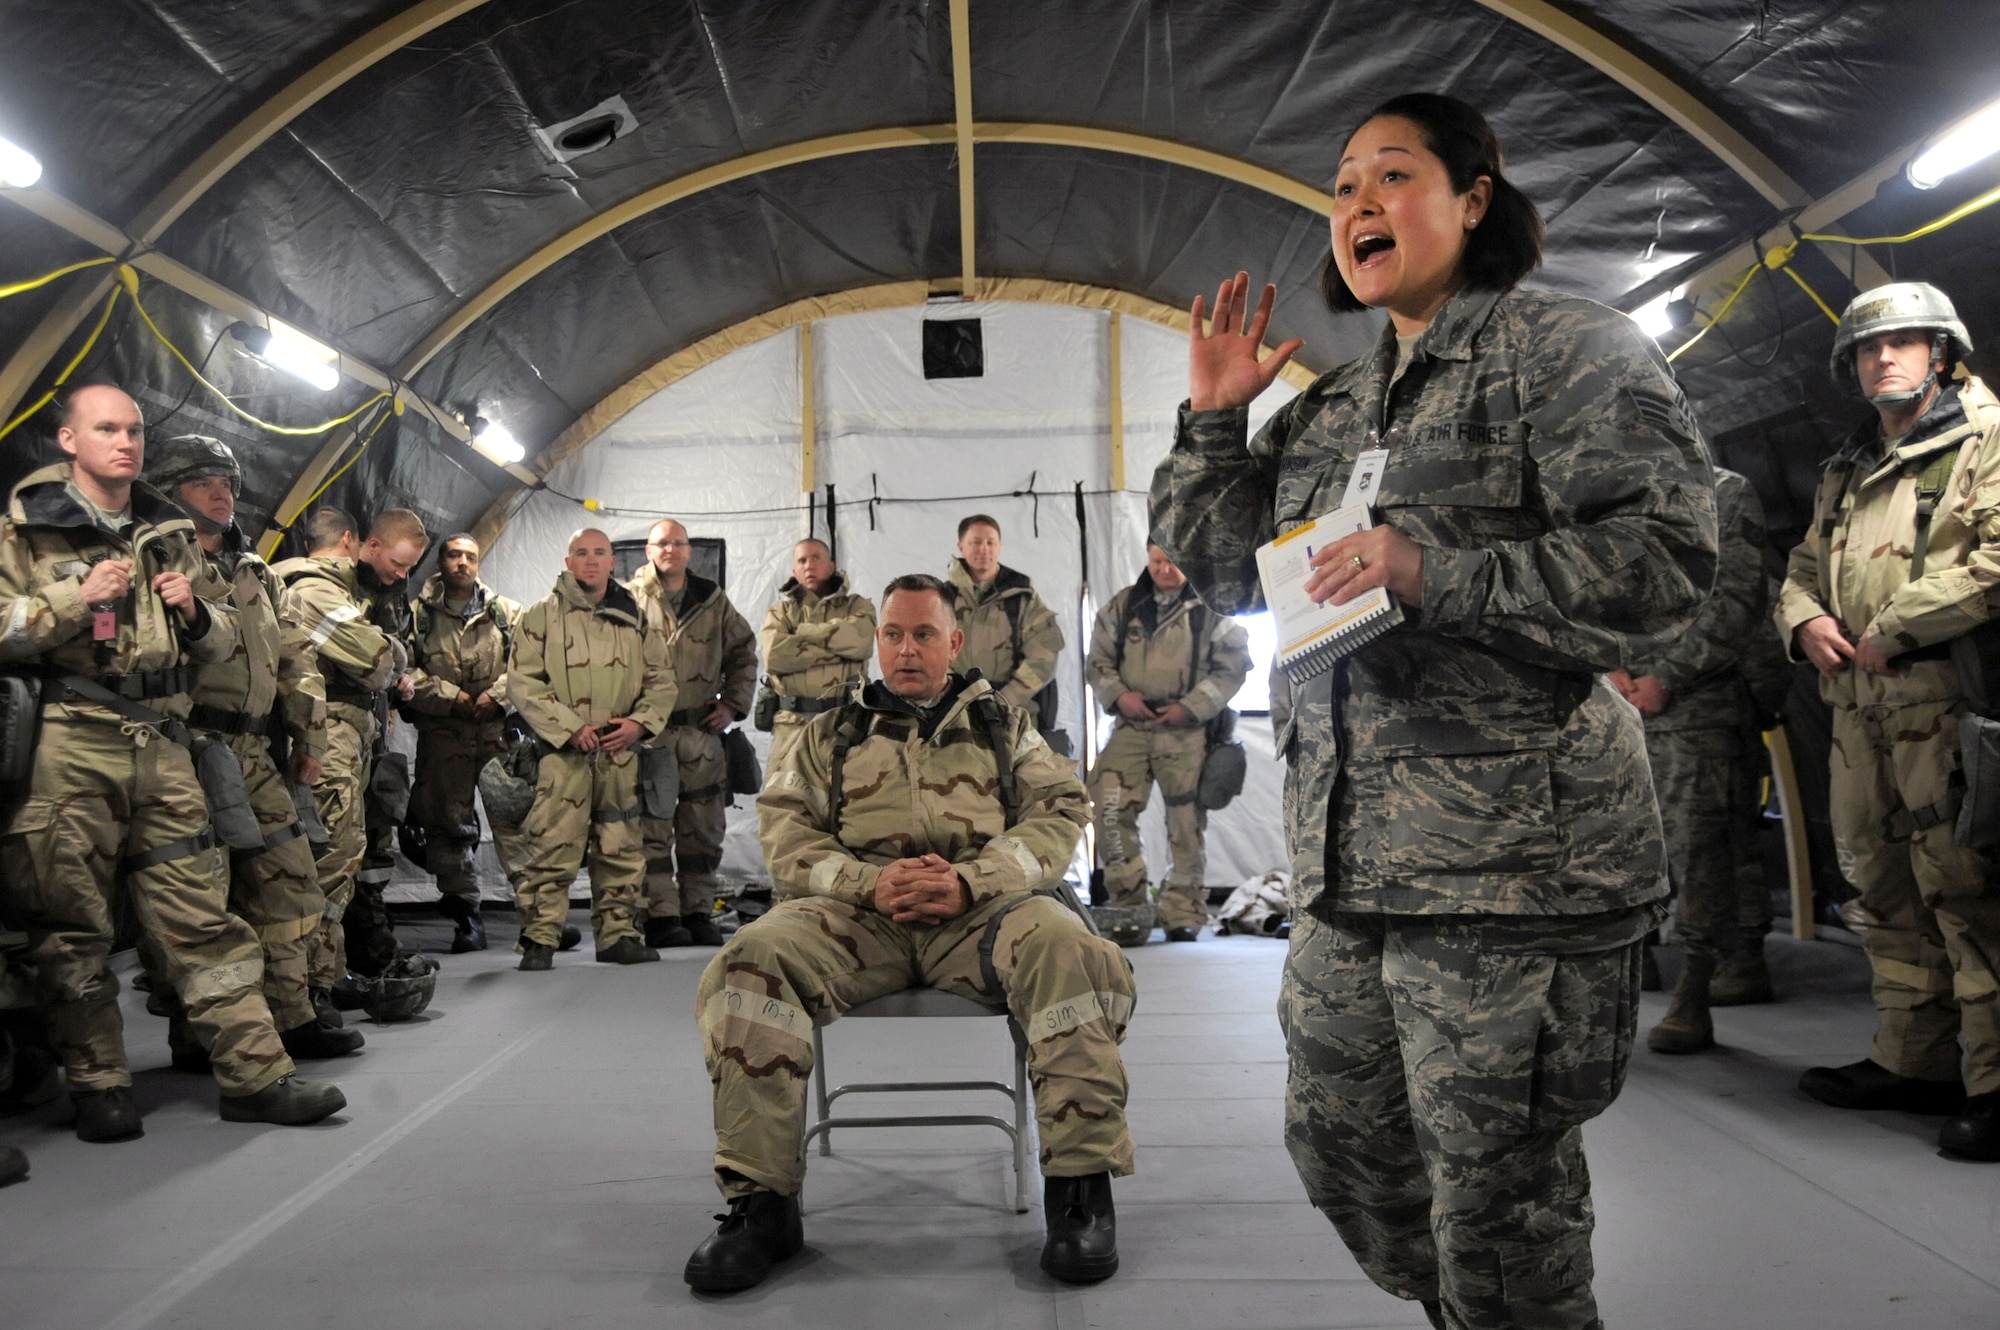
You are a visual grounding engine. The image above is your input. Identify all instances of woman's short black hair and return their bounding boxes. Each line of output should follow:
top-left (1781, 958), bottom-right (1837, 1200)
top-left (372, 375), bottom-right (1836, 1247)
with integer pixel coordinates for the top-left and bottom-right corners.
top-left (1319, 93), bottom-right (1545, 315)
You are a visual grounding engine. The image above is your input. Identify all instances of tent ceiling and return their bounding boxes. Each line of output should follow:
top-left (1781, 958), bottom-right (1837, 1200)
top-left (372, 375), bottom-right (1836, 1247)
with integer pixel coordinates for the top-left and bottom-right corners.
top-left (2, 0), bottom-right (1998, 549)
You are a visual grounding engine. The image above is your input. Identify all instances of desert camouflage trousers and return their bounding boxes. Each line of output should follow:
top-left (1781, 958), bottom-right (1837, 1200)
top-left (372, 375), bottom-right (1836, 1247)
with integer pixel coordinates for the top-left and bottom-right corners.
top-left (1830, 700), bottom-right (2000, 1094)
top-left (307, 711), bottom-right (373, 987)
top-left (513, 748), bottom-right (646, 949)
top-left (0, 717), bottom-right (293, 1095)
top-left (218, 732), bottom-right (322, 1030)
top-left (1280, 904), bottom-right (1651, 1330)
top-left (698, 892), bottom-right (1138, 1198)
top-left (1646, 727), bottom-right (1772, 963)
top-left (1090, 722), bottom-right (1208, 931)
top-left (642, 724), bottom-right (727, 918)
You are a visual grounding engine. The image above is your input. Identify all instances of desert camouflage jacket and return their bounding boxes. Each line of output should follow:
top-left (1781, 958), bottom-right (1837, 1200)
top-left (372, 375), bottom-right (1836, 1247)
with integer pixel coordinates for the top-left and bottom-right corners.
top-left (627, 564), bottom-right (756, 724)
top-left (945, 558), bottom-right (1063, 708)
top-left (1150, 285), bottom-right (1716, 916)
top-left (191, 525), bottom-right (328, 759)
top-left (0, 462), bottom-right (236, 725)
top-left (758, 673), bottom-right (1089, 908)
top-left (1637, 468), bottom-right (1787, 735)
top-left (509, 571), bottom-right (676, 747)
top-left (405, 573), bottom-right (519, 735)
top-left (272, 554), bottom-right (408, 730)
top-left (758, 573), bottom-right (875, 716)
top-left (1087, 573), bottom-right (1251, 727)
top-left (1777, 372), bottom-right (2000, 711)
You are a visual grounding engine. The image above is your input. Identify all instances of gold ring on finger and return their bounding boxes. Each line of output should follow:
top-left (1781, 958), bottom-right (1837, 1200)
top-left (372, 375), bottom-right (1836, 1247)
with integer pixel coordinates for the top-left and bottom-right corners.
top-left (1350, 555), bottom-right (1365, 571)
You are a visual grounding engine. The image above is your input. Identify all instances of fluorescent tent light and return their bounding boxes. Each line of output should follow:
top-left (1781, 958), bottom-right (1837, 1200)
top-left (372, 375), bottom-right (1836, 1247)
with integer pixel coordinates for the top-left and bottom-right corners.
top-left (1631, 291), bottom-right (1678, 339)
top-left (474, 421), bottom-right (524, 464)
top-left (1909, 97), bottom-right (2000, 189)
top-left (259, 322), bottom-right (339, 391)
top-left (0, 134), bottom-right (42, 188)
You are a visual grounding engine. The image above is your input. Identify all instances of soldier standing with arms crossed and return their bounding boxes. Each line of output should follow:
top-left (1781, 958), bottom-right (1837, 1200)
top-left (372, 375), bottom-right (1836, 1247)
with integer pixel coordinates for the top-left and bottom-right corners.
top-left (404, 533), bottom-right (521, 953)
top-left (1152, 96), bottom-right (1715, 1328)
top-left (147, 435), bottom-right (362, 1061)
top-left (757, 538), bottom-right (875, 775)
top-left (1778, 283), bottom-right (2000, 1161)
top-left (1086, 542), bottom-right (1250, 945)
top-left (508, 528), bottom-right (678, 969)
top-left (628, 518), bottom-right (756, 948)
top-left (0, 385), bottom-right (345, 1139)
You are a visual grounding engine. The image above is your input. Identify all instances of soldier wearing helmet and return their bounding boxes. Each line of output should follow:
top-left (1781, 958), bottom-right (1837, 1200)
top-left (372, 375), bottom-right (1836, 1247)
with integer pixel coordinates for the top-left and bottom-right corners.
top-left (1776, 281), bottom-right (2000, 1161)
top-left (146, 435), bottom-right (363, 1064)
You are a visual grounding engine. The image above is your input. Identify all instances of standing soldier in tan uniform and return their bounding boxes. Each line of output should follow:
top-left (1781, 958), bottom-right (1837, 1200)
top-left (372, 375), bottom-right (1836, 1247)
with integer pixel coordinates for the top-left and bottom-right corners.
top-left (685, 574), bottom-right (1133, 1294)
top-left (628, 518), bottom-right (756, 948)
top-left (1087, 543), bottom-right (1250, 945)
top-left (945, 515), bottom-right (1065, 727)
top-left (1610, 468), bottom-right (1787, 1054)
top-left (0, 385), bottom-right (345, 1140)
top-left (404, 533), bottom-right (521, 953)
top-left (757, 538), bottom-right (875, 773)
top-left (508, 528), bottom-right (678, 969)
top-left (146, 435), bottom-right (363, 1061)
top-left (1777, 282), bottom-right (2000, 1161)
top-left (274, 508), bottom-right (425, 1001)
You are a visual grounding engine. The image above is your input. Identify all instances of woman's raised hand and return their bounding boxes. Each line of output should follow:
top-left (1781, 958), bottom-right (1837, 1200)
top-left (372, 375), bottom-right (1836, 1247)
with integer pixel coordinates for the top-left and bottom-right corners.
top-left (1189, 271), bottom-right (1305, 411)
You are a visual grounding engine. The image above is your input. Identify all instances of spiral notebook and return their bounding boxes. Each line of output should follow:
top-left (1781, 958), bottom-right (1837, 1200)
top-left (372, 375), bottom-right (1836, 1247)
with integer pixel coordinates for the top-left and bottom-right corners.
top-left (1256, 503), bottom-right (1401, 681)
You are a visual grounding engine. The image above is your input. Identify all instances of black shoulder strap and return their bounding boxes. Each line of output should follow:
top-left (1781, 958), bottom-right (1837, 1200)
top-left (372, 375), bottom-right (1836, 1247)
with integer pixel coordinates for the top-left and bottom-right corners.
top-left (1112, 591), bottom-right (1139, 674)
top-left (971, 696), bottom-right (1021, 829)
top-left (1003, 592), bottom-right (1025, 671)
top-left (826, 701), bottom-right (872, 829)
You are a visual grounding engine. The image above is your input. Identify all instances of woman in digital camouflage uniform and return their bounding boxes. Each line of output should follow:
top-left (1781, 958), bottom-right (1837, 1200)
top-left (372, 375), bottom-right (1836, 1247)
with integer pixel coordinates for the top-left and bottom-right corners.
top-left (1151, 94), bottom-right (1717, 1329)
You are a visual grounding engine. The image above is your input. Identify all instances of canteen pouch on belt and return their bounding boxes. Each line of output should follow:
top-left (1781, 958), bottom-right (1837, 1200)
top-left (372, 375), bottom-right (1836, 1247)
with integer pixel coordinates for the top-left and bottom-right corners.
top-left (290, 781), bottom-right (330, 847)
top-left (1956, 712), bottom-right (2000, 855)
top-left (190, 731), bottom-right (266, 851)
top-left (724, 725), bottom-right (762, 796)
top-left (1196, 706), bottom-right (1248, 811)
top-left (0, 674), bottom-right (43, 792)
top-left (639, 741), bottom-right (680, 820)
top-left (752, 683), bottom-right (778, 732)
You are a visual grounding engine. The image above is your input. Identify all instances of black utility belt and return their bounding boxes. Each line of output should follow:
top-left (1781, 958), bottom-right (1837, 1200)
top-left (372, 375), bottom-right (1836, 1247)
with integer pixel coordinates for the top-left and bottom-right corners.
top-left (50, 665), bottom-right (187, 703)
top-left (186, 704), bottom-right (270, 735)
top-left (1902, 641), bottom-right (1955, 664)
top-left (775, 693), bottom-right (843, 716)
top-left (323, 684), bottom-right (383, 708)
top-left (666, 706), bottom-right (709, 727)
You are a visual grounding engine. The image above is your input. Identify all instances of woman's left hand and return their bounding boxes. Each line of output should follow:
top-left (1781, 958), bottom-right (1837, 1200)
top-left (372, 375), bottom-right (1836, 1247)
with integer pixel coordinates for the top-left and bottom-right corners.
top-left (1305, 526), bottom-right (1425, 608)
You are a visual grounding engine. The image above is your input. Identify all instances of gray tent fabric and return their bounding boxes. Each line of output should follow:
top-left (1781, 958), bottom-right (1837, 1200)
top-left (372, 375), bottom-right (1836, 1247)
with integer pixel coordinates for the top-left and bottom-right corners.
top-left (2, 0), bottom-right (1999, 552)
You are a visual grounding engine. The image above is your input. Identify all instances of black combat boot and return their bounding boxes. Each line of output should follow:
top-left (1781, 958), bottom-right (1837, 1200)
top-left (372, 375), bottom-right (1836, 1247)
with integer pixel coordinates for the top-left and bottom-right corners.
top-left (1041, 1172), bottom-right (1119, 1284)
top-left (329, 974), bottom-right (369, 1011)
top-left (1800, 1059), bottom-right (1966, 1114)
top-left (595, 936), bottom-right (661, 965)
top-left (310, 986), bottom-right (345, 1029)
top-left (438, 895), bottom-right (488, 954)
top-left (219, 1074), bottom-right (346, 1125)
top-left (683, 912), bottom-right (725, 946)
top-left (1939, 1091), bottom-right (2000, 1161)
top-left (280, 1019), bottom-right (365, 1059)
top-left (684, 1189), bottom-right (804, 1293)
top-left (518, 942), bottom-right (556, 972)
top-left (71, 1088), bottom-right (143, 1142)
top-left (1164, 927), bottom-right (1199, 943)
top-left (0, 1143), bottom-right (26, 1185)
top-left (645, 914), bottom-right (694, 949)
top-left (558, 924), bottom-right (583, 951)
top-left (1647, 952), bottom-right (1715, 1054)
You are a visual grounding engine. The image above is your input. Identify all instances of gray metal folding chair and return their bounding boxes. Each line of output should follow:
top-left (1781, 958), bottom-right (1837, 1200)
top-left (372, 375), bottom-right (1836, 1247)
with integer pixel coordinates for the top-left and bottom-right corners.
top-left (802, 987), bottom-right (1033, 1213)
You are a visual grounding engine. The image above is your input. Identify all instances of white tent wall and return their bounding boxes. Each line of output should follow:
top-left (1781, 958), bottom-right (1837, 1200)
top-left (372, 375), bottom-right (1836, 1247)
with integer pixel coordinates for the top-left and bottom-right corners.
top-left (396, 302), bottom-right (1297, 905)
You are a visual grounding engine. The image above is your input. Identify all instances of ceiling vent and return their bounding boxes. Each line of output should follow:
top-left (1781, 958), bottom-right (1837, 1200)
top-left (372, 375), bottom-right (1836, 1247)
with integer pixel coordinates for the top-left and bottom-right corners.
top-left (534, 95), bottom-right (638, 164)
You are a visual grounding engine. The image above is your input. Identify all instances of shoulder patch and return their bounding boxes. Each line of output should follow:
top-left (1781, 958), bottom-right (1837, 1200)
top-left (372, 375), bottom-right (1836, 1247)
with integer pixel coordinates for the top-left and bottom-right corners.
top-left (1625, 383), bottom-right (1698, 441)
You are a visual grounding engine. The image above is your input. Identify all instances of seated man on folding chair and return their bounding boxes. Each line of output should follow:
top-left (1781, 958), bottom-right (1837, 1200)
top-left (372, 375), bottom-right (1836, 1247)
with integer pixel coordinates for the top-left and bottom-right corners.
top-left (687, 573), bottom-right (1136, 1294)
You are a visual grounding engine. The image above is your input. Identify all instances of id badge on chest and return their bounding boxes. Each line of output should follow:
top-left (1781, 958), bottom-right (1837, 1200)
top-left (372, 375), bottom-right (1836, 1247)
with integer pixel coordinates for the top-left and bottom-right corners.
top-left (93, 606), bottom-right (117, 641)
top-left (1340, 448), bottom-right (1390, 510)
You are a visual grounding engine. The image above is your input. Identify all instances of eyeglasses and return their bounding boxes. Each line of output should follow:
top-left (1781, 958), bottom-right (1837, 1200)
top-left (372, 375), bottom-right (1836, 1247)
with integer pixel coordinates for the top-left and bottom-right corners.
top-left (647, 540), bottom-right (691, 550)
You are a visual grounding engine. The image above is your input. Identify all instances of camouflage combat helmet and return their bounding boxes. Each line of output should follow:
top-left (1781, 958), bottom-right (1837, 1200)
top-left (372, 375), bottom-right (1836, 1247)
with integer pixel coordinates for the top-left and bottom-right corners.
top-left (360, 953), bottom-right (439, 1023)
top-left (146, 433), bottom-right (242, 494)
top-left (1830, 282), bottom-right (1974, 405)
top-left (477, 748), bottom-right (538, 828)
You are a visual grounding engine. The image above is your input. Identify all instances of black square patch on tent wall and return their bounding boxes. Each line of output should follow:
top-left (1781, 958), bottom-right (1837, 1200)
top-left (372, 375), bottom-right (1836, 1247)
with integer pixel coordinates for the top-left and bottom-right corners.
top-left (922, 318), bottom-right (984, 379)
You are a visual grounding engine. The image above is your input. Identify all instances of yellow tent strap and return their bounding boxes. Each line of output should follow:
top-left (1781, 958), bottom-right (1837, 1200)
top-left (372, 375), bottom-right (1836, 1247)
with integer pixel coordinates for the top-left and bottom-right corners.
top-left (1802, 179), bottom-right (2000, 248)
top-left (0, 255), bottom-right (117, 301)
top-left (129, 287), bottom-right (387, 435)
top-left (0, 284), bottom-right (124, 442)
top-left (280, 400), bottom-right (394, 531)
